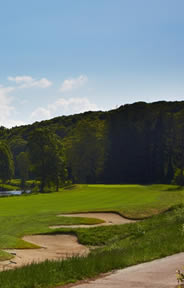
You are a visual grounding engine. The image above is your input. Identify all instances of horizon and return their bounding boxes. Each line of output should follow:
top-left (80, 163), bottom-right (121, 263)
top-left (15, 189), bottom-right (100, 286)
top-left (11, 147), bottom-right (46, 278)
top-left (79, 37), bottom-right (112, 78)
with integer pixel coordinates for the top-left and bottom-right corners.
top-left (1, 0), bottom-right (184, 128)
top-left (4, 99), bottom-right (184, 130)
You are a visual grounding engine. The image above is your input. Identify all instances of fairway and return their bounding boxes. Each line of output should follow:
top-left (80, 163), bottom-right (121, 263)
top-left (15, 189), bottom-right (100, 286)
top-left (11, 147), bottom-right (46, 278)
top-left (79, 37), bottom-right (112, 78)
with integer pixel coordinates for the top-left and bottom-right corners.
top-left (0, 184), bottom-right (183, 261)
top-left (0, 184), bottom-right (182, 217)
top-left (0, 184), bottom-right (184, 287)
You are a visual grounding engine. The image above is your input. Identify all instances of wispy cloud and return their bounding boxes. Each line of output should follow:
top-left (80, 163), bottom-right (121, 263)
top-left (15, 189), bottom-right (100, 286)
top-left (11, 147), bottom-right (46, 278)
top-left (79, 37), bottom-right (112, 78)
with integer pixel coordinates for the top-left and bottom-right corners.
top-left (0, 85), bottom-right (21, 127)
top-left (31, 107), bottom-right (51, 121)
top-left (0, 85), bottom-right (27, 128)
top-left (50, 97), bottom-right (97, 113)
top-left (0, 86), bottom-right (14, 119)
top-left (60, 75), bottom-right (88, 92)
top-left (31, 97), bottom-right (98, 121)
top-left (8, 76), bottom-right (52, 88)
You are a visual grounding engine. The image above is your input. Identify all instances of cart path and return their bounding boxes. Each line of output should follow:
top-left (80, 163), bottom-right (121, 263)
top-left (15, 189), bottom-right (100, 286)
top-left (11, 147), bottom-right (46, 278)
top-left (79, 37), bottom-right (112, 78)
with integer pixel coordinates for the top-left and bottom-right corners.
top-left (69, 252), bottom-right (183, 288)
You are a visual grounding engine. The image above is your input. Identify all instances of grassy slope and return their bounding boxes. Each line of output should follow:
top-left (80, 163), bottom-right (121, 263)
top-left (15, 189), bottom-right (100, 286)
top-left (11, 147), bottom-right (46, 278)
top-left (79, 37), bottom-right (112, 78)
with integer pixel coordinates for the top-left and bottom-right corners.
top-left (1, 206), bottom-right (184, 287)
top-left (0, 184), bottom-right (183, 287)
top-left (0, 184), bottom-right (182, 260)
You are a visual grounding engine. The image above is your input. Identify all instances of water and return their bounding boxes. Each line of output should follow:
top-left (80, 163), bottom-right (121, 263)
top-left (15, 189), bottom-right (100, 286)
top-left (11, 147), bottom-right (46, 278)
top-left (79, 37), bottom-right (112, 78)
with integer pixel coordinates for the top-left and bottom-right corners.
top-left (0, 190), bottom-right (31, 196)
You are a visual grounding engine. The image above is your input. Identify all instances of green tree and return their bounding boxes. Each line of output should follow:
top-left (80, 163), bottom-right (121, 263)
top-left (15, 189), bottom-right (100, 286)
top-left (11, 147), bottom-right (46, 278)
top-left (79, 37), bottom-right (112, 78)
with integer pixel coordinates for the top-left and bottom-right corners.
top-left (0, 142), bottom-right (14, 183)
top-left (172, 111), bottom-right (184, 185)
top-left (16, 152), bottom-right (29, 191)
top-left (66, 119), bottom-right (106, 183)
top-left (9, 136), bottom-right (27, 178)
top-left (28, 128), bottom-right (67, 192)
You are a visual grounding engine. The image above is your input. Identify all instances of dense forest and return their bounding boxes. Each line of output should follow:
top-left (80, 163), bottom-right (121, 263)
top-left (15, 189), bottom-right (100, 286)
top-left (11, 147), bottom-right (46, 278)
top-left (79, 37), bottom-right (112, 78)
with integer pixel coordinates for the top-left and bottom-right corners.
top-left (1, 101), bottom-right (184, 190)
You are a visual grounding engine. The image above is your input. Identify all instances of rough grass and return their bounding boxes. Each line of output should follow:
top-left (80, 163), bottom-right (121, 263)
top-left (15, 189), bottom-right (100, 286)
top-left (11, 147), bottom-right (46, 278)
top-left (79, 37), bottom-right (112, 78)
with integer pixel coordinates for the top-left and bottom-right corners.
top-left (1, 206), bottom-right (184, 287)
top-left (0, 215), bottom-right (103, 251)
top-left (0, 184), bottom-right (183, 259)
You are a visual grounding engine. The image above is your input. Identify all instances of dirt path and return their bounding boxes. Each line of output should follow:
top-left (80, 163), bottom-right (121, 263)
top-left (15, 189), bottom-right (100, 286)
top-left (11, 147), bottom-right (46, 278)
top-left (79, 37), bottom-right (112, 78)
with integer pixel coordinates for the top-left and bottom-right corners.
top-left (70, 253), bottom-right (183, 288)
top-left (0, 212), bottom-right (132, 271)
top-left (50, 212), bottom-right (135, 229)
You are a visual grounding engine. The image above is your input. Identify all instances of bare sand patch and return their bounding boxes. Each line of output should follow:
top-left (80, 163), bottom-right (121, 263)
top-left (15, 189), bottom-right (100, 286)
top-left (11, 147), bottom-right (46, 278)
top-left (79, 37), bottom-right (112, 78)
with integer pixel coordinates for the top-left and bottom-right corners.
top-left (0, 212), bottom-right (134, 271)
top-left (50, 212), bottom-right (135, 229)
top-left (0, 235), bottom-right (89, 271)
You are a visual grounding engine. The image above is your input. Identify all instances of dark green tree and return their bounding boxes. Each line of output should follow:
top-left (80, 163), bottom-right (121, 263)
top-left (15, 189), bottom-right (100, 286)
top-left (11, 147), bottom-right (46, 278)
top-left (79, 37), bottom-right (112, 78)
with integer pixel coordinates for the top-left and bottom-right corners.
top-left (0, 142), bottom-right (14, 183)
top-left (9, 136), bottom-right (27, 178)
top-left (66, 119), bottom-right (106, 183)
top-left (172, 111), bottom-right (184, 185)
top-left (16, 152), bottom-right (29, 191)
top-left (28, 128), bottom-right (67, 192)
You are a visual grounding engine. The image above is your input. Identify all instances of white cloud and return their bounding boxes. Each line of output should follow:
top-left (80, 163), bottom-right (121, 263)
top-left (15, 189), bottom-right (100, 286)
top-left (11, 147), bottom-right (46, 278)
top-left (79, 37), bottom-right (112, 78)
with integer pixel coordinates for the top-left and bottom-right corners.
top-left (50, 97), bottom-right (97, 114)
top-left (31, 107), bottom-right (51, 122)
top-left (8, 75), bottom-right (52, 88)
top-left (0, 85), bottom-right (27, 128)
top-left (0, 86), bottom-right (18, 127)
top-left (5, 119), bottom-right (25, 128)
top-left (0, 86), bottom-right (14, 118)
top-left (60, 75), bottom-right (88, 92)
top-left (31, 97), bottom-right (98, 122)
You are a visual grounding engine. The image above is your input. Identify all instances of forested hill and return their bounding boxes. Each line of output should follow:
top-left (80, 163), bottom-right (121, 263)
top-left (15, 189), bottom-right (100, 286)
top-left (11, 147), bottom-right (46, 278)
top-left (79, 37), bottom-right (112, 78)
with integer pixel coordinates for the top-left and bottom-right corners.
top-left (1, 100), bottom-right (184, 185)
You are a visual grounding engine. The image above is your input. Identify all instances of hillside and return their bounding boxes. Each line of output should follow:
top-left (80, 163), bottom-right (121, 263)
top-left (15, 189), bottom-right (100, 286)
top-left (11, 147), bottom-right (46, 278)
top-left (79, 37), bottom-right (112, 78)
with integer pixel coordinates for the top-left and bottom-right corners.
top-left (1, 100), bottom-right (184, 184)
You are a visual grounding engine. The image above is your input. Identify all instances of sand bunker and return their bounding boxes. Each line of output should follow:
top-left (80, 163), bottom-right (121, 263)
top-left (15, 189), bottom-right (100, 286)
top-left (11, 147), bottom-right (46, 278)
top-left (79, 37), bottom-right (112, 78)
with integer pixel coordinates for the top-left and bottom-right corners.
top-left (0, 212), bottom-right (134, 271)
top-left (0, 235), bottom-right (89, 271)
top-left (50, 212), bottom-right (135, 229)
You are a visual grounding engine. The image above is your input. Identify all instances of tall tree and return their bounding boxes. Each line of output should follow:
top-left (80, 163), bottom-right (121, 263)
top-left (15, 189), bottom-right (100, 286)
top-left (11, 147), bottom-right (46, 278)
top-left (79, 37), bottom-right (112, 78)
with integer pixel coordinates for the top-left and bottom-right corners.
top-left (172, 111), bottom-right (184, 185)
top-left (9, 136), bottom-right (27, 178)
top-left (66, 119), bottom-right (106, 183)
top-left (150, 112), bottom-right (166, 183)
top-left (16, 152), bottom-right (29, 191)
top-left (0, 142), bottom-right (14, 183)
top-left (28, 128), bottom-right (66, 192)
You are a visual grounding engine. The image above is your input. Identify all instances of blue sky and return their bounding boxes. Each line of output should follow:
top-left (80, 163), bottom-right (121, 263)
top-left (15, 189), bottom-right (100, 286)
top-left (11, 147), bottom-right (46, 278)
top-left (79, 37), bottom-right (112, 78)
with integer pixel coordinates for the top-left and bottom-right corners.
top-left (1, 0), bottom-right (184, 127)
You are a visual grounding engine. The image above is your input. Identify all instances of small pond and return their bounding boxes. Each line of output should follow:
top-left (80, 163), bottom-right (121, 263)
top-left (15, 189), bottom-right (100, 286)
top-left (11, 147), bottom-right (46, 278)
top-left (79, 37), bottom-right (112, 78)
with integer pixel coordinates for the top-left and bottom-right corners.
top-left (0, 190), bottom-right (31, 196)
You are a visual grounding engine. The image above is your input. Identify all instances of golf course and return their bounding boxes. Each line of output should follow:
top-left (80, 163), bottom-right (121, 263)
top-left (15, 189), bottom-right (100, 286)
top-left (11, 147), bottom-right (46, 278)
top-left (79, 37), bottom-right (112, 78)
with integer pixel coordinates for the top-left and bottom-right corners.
top-left (1, 0), bottom-right (184, 286)
top-left (0, 184), bottom-right (184, 287)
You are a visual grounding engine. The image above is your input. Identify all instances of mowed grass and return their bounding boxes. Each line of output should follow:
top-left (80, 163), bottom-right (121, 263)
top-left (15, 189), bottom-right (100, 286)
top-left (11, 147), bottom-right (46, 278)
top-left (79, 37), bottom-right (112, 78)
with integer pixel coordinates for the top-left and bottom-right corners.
top-left (0, 184), bottom-right (183, 217)
top-left (0, 184), bottom-right (183, 287)
top-left (0, 184), bottom-right (183, 260)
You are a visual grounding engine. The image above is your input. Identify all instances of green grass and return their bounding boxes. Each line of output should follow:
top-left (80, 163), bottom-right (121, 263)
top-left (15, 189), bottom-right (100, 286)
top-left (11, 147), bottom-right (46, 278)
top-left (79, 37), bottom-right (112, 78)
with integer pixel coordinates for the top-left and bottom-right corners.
top-left (0, 183), bottom-right (19, 191)
top-left (0, 179), bottom-right (40, 192)
top-left (0, 184), bottom-right (183, 286)
top-left (0, 184), bottom-right (183, 257)
top-left (0, 184), bottom-right (183, 217)
top-left (1, 205), bottom-right (184, 287)
top-left (6, 179), bottom-right (21, 187)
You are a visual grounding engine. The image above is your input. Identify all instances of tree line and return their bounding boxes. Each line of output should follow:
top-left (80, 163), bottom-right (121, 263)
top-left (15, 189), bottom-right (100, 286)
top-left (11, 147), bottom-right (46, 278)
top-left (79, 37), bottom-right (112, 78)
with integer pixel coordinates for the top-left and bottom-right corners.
top-left (0, 128), bottom-right (67, 192)
top-left (1, 101), bottom-right (184, 191)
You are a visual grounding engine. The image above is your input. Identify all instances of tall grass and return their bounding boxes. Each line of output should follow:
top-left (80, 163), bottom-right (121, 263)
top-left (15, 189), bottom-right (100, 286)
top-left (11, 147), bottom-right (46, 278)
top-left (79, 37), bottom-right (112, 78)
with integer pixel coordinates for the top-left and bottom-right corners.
top-left (1, 205), bottom-right (184, 288)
